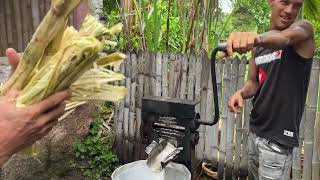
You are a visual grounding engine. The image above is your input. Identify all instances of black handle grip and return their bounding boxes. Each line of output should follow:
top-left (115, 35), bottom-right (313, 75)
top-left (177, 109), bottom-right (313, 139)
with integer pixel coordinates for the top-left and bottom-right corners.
top-left (198, 43), bottom-right (227, 126)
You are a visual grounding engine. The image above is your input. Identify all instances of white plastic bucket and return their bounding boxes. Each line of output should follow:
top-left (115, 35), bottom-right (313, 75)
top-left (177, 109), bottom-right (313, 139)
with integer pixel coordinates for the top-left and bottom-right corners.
top-left (111, 160), bottom-right (191, 180)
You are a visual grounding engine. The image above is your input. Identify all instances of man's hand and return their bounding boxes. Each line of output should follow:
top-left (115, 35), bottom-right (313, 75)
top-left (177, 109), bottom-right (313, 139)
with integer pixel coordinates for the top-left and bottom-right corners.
top-left (226, 32), bottom-right (259, 57)
top-left (0, 89), bottom-right (71, 166)
top-left (0, 48), bottom-right (71, 167)
top-left (228, 91), bottom-right (244, 113)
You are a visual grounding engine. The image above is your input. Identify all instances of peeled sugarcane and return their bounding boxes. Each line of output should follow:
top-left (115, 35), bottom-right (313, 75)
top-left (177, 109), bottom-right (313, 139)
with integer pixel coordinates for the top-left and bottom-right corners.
top-left (0, 0), bottom-right (128, 155)
top-left (0, 0), bottom-right (82, 94)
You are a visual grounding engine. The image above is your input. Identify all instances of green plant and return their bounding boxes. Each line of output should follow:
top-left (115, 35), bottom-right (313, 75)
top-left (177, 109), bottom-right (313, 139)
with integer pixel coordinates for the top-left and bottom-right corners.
top-left (71, 103), bottom-right (118, 179)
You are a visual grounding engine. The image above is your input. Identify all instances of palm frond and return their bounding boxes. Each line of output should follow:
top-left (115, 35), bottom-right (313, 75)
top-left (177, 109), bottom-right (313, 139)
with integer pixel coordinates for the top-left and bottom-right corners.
top-left (304, 0), bottom-right (320, 21)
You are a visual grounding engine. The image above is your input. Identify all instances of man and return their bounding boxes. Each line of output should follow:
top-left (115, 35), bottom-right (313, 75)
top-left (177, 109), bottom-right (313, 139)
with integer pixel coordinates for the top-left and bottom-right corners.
top-left (226, 0), bottom-right (315, 179)
top-left (0, 48), bottom-right (70, 167)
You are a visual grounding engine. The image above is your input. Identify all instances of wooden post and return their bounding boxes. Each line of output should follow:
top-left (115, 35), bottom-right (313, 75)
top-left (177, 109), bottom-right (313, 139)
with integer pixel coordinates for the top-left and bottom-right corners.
top-left (302, 60), bottom-right (320, 180)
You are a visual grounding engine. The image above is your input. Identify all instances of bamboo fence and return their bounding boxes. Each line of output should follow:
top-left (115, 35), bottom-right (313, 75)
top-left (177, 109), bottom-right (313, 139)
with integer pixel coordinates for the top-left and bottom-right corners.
top-left (114, 51), bottom-right (320, 179)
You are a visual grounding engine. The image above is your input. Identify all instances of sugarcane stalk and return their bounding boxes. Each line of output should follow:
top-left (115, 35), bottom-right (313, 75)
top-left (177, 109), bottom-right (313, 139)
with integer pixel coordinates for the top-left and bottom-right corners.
top-left (0, 0), bottom-right (82, 94)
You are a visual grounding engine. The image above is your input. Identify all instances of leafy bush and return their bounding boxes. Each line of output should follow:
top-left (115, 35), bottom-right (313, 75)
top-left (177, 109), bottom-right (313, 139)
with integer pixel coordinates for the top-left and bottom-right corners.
top-left (71, 104), bottom-right (118, 179)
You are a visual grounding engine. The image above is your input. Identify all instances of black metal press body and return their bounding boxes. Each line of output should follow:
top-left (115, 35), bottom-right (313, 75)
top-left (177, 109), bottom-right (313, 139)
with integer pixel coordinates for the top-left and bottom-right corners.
top-left (141, 44), bottom-right (227, 171)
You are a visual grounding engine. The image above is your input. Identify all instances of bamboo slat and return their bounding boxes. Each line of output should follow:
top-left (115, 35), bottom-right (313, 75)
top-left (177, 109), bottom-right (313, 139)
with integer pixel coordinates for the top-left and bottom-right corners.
top-left (303, 60), bottom-right (320, 180)
top-left (180, 54), bottom-right (188, 99)
top-left (200, 53), bottom-right (211, 161)
top-left (161, 53), bottom-right (169, 97)
top-left (31, 0), bottom-right (40, 31)
top-left (4, 0), bottom-right (13, 48)
top-left (21, 0), bottom-right (29, 49)
top-left (143, 52), bottom-right (150, 96)
top-left (13, 0), bottom-right (23, 52)
top-left (239, 61), bottom-right (251, 177)
top-left (155, 52), bottom-right (162, 96)
top-left (233, 57), bottom-right (246, 177)
top-left (168, 54), bottom-right (176, 97)
top-left (312, 112), bottom-right (320, 180)
top-left (194, 55), bottom-right (203, 160)
top-left (292, 109), bottom-right (306, 180)
top-left (225, 58), bottom-right (240, 179)
top-left (187, 54), bottom-right (196, 100)
top-left (218, 58), bottom-right (231, 179)
top-left (0, 0), bottom-right (8, 56)
top-left (149, 52), bottom-right (156, 96)
top-left (204, 55), bottom-right (218, 164)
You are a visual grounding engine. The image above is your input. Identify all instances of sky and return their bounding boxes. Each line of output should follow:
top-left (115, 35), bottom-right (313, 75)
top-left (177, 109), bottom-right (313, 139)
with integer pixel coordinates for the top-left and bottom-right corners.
top-left (220, 0), bottom-right (233, 13)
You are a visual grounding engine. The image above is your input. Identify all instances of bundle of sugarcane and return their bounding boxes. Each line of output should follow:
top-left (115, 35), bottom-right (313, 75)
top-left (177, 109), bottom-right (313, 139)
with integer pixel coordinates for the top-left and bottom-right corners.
top-left (0, 0), bottom-right (127, 155)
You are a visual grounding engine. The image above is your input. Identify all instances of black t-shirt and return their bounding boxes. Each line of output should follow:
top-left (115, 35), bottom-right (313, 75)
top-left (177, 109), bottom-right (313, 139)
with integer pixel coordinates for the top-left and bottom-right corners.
top-left (250, 46), bottom-right (312, 147)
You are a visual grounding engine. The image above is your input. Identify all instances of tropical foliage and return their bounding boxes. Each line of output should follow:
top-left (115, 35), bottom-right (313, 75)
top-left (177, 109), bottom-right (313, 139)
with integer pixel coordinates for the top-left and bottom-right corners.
top-left (103, 0), bottom-right (319, 56)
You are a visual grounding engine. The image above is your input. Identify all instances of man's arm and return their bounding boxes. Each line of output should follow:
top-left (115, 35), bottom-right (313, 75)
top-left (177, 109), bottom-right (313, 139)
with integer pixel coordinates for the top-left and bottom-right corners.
top-left (226, 20), bottom-right (315, 58)
top-left (256, 20), bottom-right (315, 58)
top-left (238, 58), bottom-right (259, 99)
top-left (228, 51), bottom-right (259, 112)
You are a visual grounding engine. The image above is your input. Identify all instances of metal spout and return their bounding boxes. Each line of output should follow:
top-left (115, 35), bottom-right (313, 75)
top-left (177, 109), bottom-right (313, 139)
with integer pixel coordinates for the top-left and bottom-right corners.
top-left (145, 139), bottom-right (183, 172)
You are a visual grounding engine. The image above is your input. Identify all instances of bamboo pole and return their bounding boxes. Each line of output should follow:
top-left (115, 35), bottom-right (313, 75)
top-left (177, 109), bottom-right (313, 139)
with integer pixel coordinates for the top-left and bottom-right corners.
top-left (302, 60), bottom-right (320, 180)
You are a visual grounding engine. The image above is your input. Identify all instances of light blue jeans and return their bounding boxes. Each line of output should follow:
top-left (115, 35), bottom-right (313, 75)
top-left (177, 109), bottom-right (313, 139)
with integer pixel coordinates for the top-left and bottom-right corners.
top-left (248, 132), bottom-right (293, 180)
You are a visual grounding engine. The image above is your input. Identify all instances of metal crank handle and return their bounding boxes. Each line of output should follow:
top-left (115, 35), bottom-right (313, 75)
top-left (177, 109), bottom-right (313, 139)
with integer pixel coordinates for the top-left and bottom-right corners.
top-left (197, 43), bottom-right (227, 126)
